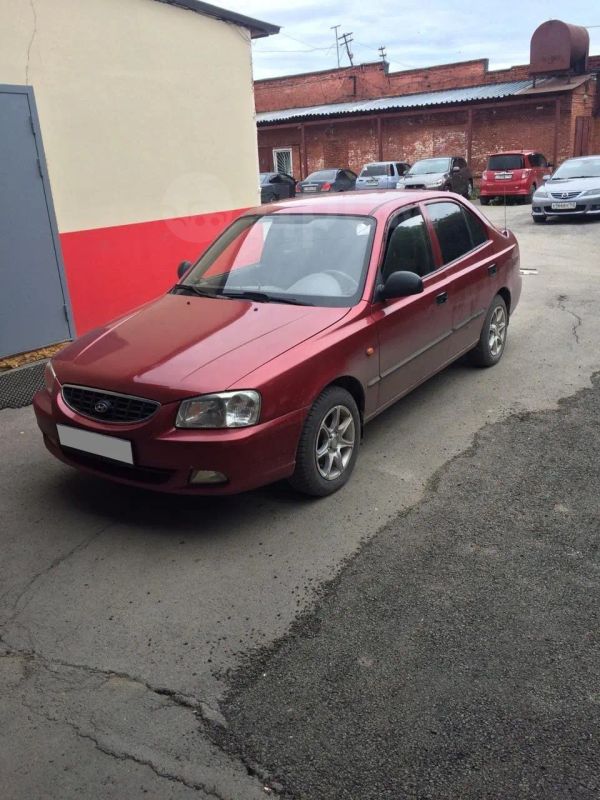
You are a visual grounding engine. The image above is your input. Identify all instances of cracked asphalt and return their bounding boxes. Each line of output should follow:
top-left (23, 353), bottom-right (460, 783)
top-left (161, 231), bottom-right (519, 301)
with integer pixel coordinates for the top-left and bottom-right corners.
top-left (1, 207), bottom-right (599, 799)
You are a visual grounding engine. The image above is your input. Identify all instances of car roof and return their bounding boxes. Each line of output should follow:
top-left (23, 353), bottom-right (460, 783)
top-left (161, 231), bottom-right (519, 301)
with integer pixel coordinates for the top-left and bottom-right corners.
top-left (248, 190), bottom-right (455, 217)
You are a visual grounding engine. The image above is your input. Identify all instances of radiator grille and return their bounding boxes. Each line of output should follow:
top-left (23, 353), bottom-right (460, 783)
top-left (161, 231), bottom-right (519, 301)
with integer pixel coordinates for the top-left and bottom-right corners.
top-left (62, 385), bottom-right (159, 424)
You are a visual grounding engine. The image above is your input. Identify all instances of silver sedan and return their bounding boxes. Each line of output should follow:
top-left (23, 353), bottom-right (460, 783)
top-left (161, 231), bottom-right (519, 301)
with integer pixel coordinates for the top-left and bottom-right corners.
top-left (532, 156), bottom-right (600, 223)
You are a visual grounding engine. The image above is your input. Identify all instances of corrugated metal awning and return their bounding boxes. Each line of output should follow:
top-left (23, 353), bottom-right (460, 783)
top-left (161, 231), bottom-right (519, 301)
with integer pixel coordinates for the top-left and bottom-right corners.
top-left (256, 80), bottom-right (534, 124)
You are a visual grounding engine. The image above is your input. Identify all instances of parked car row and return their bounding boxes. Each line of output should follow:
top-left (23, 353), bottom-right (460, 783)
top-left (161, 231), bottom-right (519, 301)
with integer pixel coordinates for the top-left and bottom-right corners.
top-left (261, 151), bottom-right (600, 224)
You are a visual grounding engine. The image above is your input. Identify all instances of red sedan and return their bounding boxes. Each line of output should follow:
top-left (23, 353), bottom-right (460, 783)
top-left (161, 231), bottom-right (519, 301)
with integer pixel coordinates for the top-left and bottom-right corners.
top-left (34, 192), bottom-right (521, 497)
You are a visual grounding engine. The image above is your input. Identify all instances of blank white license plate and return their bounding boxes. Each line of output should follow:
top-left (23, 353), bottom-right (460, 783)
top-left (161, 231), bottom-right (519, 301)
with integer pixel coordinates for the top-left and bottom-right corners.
top-left (551, 202), bottom-right (577, 210)
top-left (57, 424), bottom-right (134, 464)
top-left (495, 174), bottom-right (512, 180)
top-left (303, 186), bottom-right (317, 192)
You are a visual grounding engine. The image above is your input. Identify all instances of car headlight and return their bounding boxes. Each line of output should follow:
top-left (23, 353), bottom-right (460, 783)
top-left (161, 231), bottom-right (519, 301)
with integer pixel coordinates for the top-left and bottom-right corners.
top-left (533, 188), bottom-right (548, 198)
top-left (430, 178), bottom-right (445, 187)
top-left (176, 390), bottom-right (261, 429)
top-left (580, 187), bottom-right (600, 197)
top-left (44, 361), bottom-right (58, 392)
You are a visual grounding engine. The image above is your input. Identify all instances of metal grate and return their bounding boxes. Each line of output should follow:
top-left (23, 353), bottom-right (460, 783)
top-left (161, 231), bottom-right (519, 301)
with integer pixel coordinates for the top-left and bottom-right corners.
top-left (550, 191), bottom-right (580, 200)
top-left (0, 361), bottom-right (46, 410)
top-left (62, 385), bottom-right (159, 424)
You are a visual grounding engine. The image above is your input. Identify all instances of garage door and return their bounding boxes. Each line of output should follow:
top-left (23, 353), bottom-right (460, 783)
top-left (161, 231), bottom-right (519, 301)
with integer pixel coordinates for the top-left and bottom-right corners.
top-left (0, 86), bottom-right (73, 358)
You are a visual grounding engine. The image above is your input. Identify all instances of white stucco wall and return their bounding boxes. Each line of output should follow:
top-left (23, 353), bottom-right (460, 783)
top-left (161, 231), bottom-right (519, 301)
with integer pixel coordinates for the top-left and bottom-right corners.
top-left (0, 0), bottom-right (261, 231)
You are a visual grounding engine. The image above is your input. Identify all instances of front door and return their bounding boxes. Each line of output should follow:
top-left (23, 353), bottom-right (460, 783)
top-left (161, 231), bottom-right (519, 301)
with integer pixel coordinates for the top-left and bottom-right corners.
top-left (0, 86), bottom-right (72, 357)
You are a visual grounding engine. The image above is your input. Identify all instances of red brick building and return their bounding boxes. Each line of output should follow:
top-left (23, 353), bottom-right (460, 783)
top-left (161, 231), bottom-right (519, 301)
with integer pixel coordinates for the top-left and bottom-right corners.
top-left (256, 21), bottom-right (600, 181)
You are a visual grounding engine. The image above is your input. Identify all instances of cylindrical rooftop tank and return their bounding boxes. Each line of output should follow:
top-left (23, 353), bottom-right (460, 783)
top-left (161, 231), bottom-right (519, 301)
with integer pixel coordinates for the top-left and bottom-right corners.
top-left (530, 20), bottom-right (589, 75)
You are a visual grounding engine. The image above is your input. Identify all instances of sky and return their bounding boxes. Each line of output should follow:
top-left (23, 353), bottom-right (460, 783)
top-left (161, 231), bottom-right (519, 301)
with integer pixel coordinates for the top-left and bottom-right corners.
top-left (220, 0), bottom-right (600, 80)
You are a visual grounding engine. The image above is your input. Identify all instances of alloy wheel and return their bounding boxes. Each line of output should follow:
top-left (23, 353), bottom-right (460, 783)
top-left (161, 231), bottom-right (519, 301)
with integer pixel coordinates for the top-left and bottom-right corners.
top-left (488, 305), bottom-right (507, 357)
top-left (315, 405), bottom-right (356, 480)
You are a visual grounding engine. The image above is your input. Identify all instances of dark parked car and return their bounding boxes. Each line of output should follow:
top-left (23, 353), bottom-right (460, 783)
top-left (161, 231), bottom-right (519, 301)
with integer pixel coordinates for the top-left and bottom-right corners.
top-left (296, 168), bottom-right (357, 194)
top-left (480, 151), bottom-right (552, 205)
top-left (355, 161), bottom-right (411, 190)
top-left (35, 192), bottom-right (520, 497)
top-left (532, 155), bottom-right (600, 222)
top-left (260, 172), bottom-right (296, 203)
top-left (402, 157), bottom-right (473, 197)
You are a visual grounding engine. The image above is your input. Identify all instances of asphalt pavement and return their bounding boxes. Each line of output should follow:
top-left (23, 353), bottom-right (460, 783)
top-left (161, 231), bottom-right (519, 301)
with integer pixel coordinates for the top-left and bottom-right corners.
top-left (213, 371), bottom-right (600, 799)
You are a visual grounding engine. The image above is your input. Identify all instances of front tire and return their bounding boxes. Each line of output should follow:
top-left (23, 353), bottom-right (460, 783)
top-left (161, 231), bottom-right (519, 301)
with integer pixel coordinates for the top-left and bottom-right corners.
top-left (289, 387), bottom-right (360, 497)
top-left (468, 295), bottom-right (508, 368)
top-left (480, 196), bottom-right (491, 206)
top-left (532, 215), bottom-right (547, 224)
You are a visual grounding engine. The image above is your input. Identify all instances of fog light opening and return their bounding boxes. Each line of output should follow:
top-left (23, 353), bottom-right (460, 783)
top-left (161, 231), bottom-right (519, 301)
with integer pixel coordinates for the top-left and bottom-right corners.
top-left (189, 469), bottom-right (228, 485)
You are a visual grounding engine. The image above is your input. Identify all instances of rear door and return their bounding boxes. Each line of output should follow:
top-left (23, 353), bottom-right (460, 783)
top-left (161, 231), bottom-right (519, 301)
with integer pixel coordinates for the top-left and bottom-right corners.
top-left (423, 200), bottom-right (497, 356)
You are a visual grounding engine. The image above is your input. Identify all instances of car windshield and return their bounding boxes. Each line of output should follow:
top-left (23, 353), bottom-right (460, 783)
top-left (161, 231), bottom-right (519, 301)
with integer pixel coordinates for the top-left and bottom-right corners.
top-left (360, 165), bottom-right (387, 177)
top-left (551, 158), bottom-right (600, 180)
top-left (259, 173), bottom-right (273, 185)
top-left (179, 213), bottom-right (376, 308)
top-left (488, 154), bottom-right (524, 171)
top-left (306, 170), bottom-right (337, 181)
top-left (407, 158), bottom-right (451, 175)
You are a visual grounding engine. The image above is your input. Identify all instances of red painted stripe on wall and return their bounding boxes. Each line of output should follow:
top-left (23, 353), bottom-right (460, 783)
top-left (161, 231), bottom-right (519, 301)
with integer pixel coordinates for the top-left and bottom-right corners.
top-left (60, 208), bottom-right (246, 335)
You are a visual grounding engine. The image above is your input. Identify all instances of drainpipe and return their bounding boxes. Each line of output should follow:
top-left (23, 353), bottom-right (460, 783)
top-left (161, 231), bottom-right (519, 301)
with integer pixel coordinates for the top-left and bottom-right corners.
top-left (300, 123), bottom-right (307, 179)
top-left (377, 116), bottom-right (383, 160)
top-left (466, 108), bottom-right (473, 165)
top-left (553, 98), bottom-right (560, 166)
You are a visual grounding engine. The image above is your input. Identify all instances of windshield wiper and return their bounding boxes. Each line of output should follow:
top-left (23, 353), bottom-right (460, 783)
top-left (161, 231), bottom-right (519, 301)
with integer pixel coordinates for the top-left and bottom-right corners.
top-left (172, 283), bottom-right (224, 299)
top-left (221, 289), bottom-right (312, 306)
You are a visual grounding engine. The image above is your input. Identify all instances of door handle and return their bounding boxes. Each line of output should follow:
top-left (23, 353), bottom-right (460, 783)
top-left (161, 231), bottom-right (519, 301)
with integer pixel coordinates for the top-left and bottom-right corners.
top-left (488, 263), bottom-right (498, 276)
top-left (436, 291), bottom-right (448, 305)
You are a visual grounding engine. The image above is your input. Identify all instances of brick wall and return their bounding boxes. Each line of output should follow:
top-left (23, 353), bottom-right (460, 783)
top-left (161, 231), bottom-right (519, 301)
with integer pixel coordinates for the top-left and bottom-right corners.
top-left (257, 94), bottom-right (590, 181)
top-left (256, 53), bottom-right (600, 114)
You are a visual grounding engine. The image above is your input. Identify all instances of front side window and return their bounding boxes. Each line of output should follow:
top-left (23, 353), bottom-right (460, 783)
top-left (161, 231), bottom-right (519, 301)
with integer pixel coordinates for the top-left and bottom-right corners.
top-left (427, 202), bottom-right (474, 264)
top-left (178, 214), bottom-right (376, 308)
top-left (381, 209), bottom-right (434, 281)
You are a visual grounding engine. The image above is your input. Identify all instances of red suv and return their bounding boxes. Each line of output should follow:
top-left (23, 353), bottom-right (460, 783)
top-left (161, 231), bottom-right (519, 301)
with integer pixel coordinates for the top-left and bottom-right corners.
top-left (480, 151), bottom-right (552, 205)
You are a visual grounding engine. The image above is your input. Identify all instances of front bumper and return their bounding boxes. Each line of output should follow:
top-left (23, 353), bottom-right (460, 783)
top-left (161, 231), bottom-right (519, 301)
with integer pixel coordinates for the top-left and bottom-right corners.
top-left (33, 386), bottom-right (306, 494)
top-left (532, 198), bottom-right (600, 218)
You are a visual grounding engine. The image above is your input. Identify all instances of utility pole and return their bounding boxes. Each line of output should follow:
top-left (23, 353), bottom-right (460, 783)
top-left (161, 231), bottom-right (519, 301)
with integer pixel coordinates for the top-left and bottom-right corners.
top-left (378, 46), bottom-right (387, 64)
top-left (330, 24), bottom-right (341, 68)
top-left (338, 31), bottom-right (354, 66)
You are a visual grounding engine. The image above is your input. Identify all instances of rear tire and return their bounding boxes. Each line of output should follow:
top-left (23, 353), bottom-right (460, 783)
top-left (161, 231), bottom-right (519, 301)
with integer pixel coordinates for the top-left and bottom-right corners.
top-left (289, 387), bottom-right (360, 497)
top-left (480, 197), bottom-right (490, 206)
top-left (468, 295), bottom-right (508, 368)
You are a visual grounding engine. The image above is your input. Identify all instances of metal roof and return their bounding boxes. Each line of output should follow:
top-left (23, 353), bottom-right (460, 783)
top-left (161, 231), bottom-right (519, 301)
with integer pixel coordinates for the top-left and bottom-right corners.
top-left (153, 1), bottom-right (279, 39)
top-left (256, 80), bottom-right (533, 124)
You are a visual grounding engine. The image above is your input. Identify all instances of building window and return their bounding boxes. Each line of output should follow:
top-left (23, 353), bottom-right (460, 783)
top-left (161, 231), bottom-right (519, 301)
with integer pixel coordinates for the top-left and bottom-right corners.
top-left (273, 148), bottom-right (293, 175)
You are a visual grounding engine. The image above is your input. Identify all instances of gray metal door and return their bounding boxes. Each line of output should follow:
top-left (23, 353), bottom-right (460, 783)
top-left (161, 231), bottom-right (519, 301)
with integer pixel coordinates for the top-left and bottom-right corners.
top-left (0, 86), bottom-right (73, 358)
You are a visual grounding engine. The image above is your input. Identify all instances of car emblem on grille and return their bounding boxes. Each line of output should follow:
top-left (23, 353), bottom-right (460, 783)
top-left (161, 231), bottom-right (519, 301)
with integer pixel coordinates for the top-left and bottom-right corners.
top-left (561, 192), bottom-right (569, 198)
top-left (94, 399), bottom-right (111, 414)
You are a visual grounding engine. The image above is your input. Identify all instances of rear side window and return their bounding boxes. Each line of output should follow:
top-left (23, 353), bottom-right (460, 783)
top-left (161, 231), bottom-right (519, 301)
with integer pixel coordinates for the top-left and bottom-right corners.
top-left (463, 208), bottom-right (488, 248)
top-left (381, 208), bottom-right (434, 280)
top-left (488, 154), bottom-right (525, 171)
top-left (427, 202), bottom-right (474, 264)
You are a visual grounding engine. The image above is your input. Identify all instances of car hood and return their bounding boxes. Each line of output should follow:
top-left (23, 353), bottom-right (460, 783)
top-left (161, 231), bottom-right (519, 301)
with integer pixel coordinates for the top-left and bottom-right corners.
top-left (53, 294), bottom-right (349, 403)
top-left (542, 177), bottom-right (600, 194)
top-left (403, 171), bottom-right (447, 186)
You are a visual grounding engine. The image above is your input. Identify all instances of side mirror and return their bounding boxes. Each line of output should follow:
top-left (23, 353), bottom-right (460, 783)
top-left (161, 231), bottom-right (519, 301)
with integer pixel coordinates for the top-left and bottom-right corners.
top-left (377, 271), bottom-right (423, 301)
top-left (177, 260), bottom-right (192, 279)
